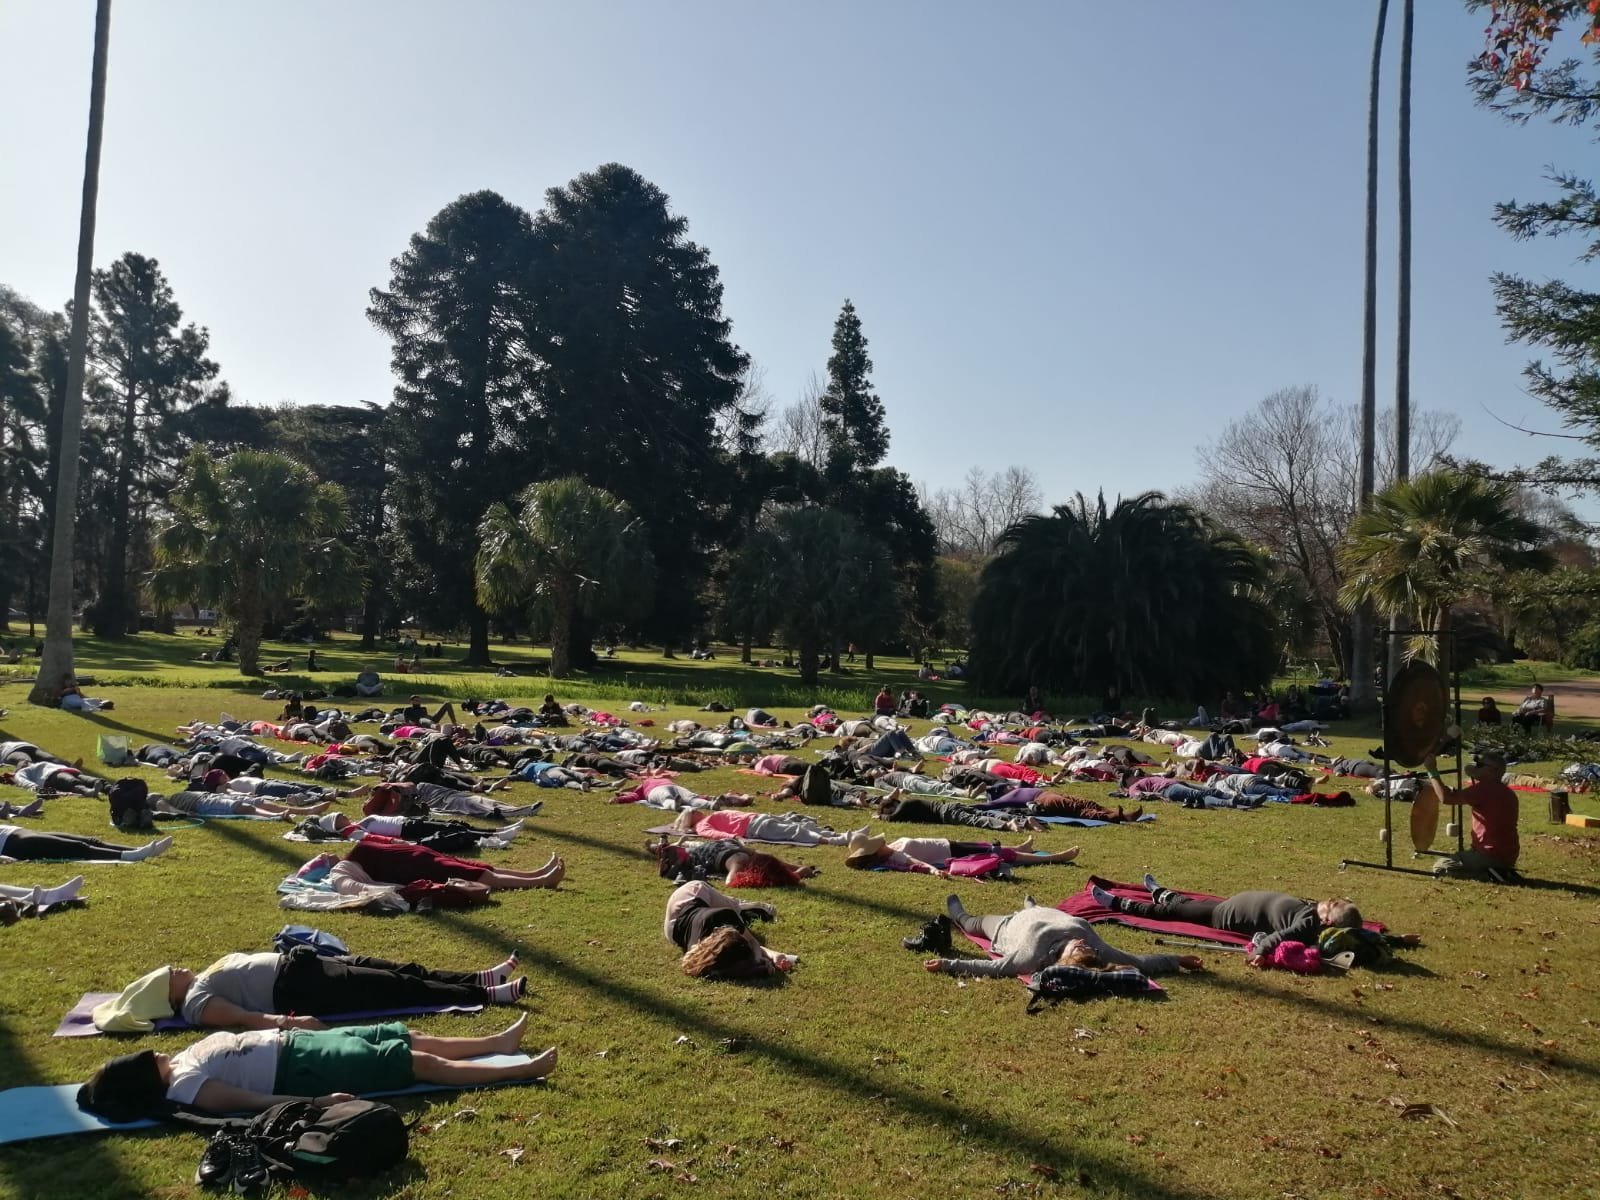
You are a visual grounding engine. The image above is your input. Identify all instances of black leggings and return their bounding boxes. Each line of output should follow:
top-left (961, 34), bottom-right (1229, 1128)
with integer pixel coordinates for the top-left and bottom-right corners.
top-left (1, 831), bottom-right (132, 861)
top-left (273, 952), bottom-right (487, 1014)
top-left (1118, 897), bottom-right (1221, 924)
top-left (398, 818), bottom-right (498, 854)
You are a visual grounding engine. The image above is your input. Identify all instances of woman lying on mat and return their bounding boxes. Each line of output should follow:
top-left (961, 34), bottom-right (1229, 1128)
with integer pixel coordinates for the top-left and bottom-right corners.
top-left (0, 826), bottom-right (172, 863)
top-left (843, 832), bottom-right (1079, 877)
top-left (921, 894), bottom-right (1204, 978)
top-left (664, 880), bottom-right (796, 979)
top-left (93, 949), bottom-right (528, 1033)
top-left (614, 778), bottom-right (753, 811)
top-left (667, 807), bottom-right (861, 846)
top-left (1088, 875), bottom-right (1384, 965)
top-left (339, 835), bottom-right (564, 892)
top-left (649, 832), bottom-right (820, 888)
top-left (77, 1015), bottom-right (555, 1120)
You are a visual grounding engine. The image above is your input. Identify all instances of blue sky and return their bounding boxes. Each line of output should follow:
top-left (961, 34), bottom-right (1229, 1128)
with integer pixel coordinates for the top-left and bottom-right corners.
top-left (1, 1), bottom-right (1594, 508)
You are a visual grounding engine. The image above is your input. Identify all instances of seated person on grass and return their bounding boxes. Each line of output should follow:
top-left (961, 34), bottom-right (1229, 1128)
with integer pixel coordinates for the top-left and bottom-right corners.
top-left (77, 1016), bottom-right (555, 1120)
top-left (94, 949), bottom-right (529, 1033)
top-left (1422, 748), bottom-right (1521, 881)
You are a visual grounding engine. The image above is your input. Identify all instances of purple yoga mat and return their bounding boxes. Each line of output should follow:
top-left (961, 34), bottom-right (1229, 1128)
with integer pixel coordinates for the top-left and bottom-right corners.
top-left (55, 993), bottom-right (484, 1038)
top-left (1061, 876), bottom-right (1387, 945)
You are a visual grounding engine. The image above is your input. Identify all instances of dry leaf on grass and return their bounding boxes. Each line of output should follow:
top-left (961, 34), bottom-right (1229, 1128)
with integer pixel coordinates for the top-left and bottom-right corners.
top-left (452, 1107), bottom-right (478, 1121)
top-left (644, 1137), bottom-right (684, 1151)
top-left (501, 1147), bottom-right (524, 1165)
top-left (1029, 1163), bottom-right (1058, 1179)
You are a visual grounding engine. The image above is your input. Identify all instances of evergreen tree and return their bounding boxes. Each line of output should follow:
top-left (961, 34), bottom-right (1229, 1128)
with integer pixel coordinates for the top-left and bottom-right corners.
top-left (368, 190), bottom-right (537, 665)
top-left (523, 163), bottom-right (750, 651)
top-left (86, 252), bottom-right (221, 637)
top-left (819, 300), bottom-right (888, 483)
top-left (0, 315), bottom-right (44, 629)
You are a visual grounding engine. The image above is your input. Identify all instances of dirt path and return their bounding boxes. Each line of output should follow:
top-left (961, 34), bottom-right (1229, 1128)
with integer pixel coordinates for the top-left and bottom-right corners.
top-left (1482, 680), bottom-right (1600, 722)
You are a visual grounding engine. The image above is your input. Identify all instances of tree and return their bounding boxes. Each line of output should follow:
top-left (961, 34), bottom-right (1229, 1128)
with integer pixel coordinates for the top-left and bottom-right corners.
top-left (150, 451), bottom-right (357, 676)
top-left (770, 373), bottom-right (830, 467)
top-left (1338, 471), bottom-right (1551, 677)
top-left (1189, 386), bottom-right (1458, 675)
top-left (924, 465), bottom-right (1043, 558)
top-left (726, 507), bottom-right (891, 686)
top-left (970, 492), bottom-right (1281, 702)
top-left (30, 0), bottom-right (111, 707)
top-left (368, 190), bottom-right (537, 665)
top-left (86, 252), bottom-right (222, 637)
top-left (522, 164), bottom-right (750, 651)
top-left (0, 315), bottom-right (45, 629)
top-left (819, 300), bottom-right (889, 483)
top-left (1465, 2), bottom-right (1600, 488)
top-left (476, 477), bottom-right (652, 678)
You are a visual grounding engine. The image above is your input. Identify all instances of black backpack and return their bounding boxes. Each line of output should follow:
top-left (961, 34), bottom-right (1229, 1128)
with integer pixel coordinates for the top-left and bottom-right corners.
top-left (189, 1099), bottom-right (409, 1189)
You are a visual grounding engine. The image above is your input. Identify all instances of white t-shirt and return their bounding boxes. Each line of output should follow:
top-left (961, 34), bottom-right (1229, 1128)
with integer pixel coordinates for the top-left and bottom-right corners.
top-left (887, 837), bottom-right (955, 864)
top-left (353, 814), bottom-right (405, 837)
top-left (165, 1028), bottom-right (284, 1105)
top-left (0, 824), bottom-right (19, 856)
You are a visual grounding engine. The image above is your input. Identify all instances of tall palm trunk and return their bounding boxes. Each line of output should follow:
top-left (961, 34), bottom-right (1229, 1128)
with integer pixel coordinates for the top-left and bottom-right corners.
top-left (235, 566), bottom-right (264, 676)
top-left (29, 0), bottom-right (112, 707)
top-left (1350, 0), bottom-right (1391, 712)
top-left (549, 581), bottom-right (577, 678)
top-left (1388, 0), bottom-right (1416, 682)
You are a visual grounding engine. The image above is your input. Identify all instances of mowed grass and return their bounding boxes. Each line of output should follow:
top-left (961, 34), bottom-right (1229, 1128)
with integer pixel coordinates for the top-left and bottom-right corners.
top-left (0, 639), bottom-right (1597, 1200)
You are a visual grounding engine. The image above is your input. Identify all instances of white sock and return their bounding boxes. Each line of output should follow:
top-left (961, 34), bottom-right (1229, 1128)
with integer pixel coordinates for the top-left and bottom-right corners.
top-left (497, 820), bottom-right (524, 839)
top-left (477, 954), bottom-right (519, 986)
top-left (486, 976), bottom-right (527, 1003)
top-left (34, 876), bottom-right (86, 906)
top-left (123, 836), bottom-right (174, 862)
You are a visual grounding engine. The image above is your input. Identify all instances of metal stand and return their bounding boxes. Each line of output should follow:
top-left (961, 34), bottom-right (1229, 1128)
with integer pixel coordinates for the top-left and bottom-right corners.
top-left (1340, 628), bottom-right (1464, 876)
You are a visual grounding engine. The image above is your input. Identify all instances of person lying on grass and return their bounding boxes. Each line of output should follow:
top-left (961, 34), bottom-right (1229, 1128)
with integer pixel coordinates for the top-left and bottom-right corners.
top-left (151, 769), bottom-right (334, 820)
top-left (0, 740), bottom-right (85, 769)
top-left (0, 875), bottom-right (85, 922)
top-left (338, 835), bottom-right (565, 892)
top-left (664, 880), bottom-right (797, 979)
top-left (649, 832), bottom-right (821, 887)
top-left (1088, 875), bottom-right (1415, 965)
top-left (304, 811), bottom-right (528, 853)
top-left (966, 786), bottom-right (1143, 823)
top-left (0, 827), bottom-right (172, 863)
top-left (667, 806), bottom-right (863, 846)
top-left (2, 761), bottom-right (104, 796)
top-left (77, 1015), bottom-right (555, 1120)
top-left (94, 949), bottom-right (528, 1033)
top-left (920, 894), bottom-right (1205, 978)
top-left (843, 832), bottom-right (1080, 877)
top-left (614, 777), bottom-right (753, 811)
top-left (363, 781), bottom-right (542, 821)
top-left (876, 789), bottom-right (1044, 833)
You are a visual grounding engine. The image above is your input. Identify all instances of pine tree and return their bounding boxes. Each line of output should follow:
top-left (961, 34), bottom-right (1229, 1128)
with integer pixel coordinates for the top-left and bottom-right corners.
top-left (86, 253), bottom-right (221, 638)
top-left (368, 190), bottom-right (537, 665)
top-left (819, 300), bottom-right (888, 483)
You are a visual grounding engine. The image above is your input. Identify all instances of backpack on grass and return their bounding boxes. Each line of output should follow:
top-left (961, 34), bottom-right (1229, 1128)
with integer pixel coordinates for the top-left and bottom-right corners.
top-left (187, 1099), bottom-right (409, 1191)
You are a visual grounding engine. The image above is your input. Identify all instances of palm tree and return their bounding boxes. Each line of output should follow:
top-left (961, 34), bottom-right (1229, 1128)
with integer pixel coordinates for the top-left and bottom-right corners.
top-left (970, 492), bottom-right (1280, 702)
top-left (476, 477), bottom-right (651, 678)
top-left (1338, 471), bottom-right (1551, 678)
top-left (150, 451), bottom-right (357, 676)
top-left (29, 0), bottom-right (112, 707)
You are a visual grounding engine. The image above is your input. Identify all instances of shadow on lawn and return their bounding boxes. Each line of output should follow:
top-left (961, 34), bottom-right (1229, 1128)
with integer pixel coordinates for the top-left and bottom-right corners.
top-left (0, 1013), bottom-right (152, 1200)
top-left (1192, 970), bottom-right (1600, 1082)
top-left (424, 909), bottom-right (1214, 1199)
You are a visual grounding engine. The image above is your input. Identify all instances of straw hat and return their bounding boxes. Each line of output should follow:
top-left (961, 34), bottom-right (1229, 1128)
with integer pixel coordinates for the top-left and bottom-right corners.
top-left (844, 831), bottom-right (888, 864)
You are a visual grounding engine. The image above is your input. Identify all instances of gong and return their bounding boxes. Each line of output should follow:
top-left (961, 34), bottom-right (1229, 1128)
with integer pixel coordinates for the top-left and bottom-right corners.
top-left (1409, 787), bottom-right (1440, 853)
top-left (1383, 660), bottom-right (1449, 769)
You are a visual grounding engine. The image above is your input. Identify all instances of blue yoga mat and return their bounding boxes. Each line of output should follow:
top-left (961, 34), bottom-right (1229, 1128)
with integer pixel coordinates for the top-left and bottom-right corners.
top-left (1035, 813), bottom-right (1157, 827)
top-left (0, 1053), bottom-right (541, 1145)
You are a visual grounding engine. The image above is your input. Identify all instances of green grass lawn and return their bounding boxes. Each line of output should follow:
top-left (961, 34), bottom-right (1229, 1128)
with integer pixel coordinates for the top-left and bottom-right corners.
top-left (1, 636), bottom-right (1597, 1200)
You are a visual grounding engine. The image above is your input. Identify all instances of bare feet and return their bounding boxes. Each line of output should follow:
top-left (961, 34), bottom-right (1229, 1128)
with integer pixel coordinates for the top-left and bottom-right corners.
top-left (794, 864), bottom-right (820, 879)
top-left (520, 1046), bottom-right (558, 1079)
top-left (1015, 835), bottom-right (1036, 852)
top-left (493, 1013), bottom-right (529, 1053)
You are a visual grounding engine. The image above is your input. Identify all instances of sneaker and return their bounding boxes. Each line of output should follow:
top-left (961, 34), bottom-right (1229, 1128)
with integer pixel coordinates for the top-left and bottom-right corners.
top-left (1142, 872), bottom-right (1160, 894)
top-left (901, 914), bottom-right (952, 954)
top-left (195, 1131), bottom-right (233, 1187)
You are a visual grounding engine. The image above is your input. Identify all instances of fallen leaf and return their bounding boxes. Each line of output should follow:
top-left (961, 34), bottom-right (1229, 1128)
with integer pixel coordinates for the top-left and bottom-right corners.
top-left (1126, 1134), bottom-right (1148, 1146)
top-left (1029, 1163), bottom-right (1059, 1179)
top-left (673, 1035), bottom-right (696, 1047)
top-left (595, 1049), bottom-right (611, 1059)
top-left (675, 1170), bottom-right (699, 1183)
top-left (453, 1107), bottom-right (478, 1121)
top-left (1072, 1027), bottom-right (1095, 1040)
top-left (644, 1137), bottom-right (684, 1152)
top-left (647, 1157), bottom-right (677, 1173)
top-left (501, 1147), bottom-right (524, 1165)
top-left (1399, 1104), bottom-right (1458, 1127)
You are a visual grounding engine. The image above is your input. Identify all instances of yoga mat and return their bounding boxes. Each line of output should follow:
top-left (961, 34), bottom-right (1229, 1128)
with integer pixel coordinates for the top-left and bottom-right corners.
top-left (55, 994), bottom-right (485, 1038)
top-left (1061, 877), bottom-right (1387, 945)
top-left (0, 1053), bottom-right (542, 1145)
top-left (1036, 813), bottom-right (1157, 828)
top-left (952, 919), bottom-right (1163, 994)
top-left (641, 823), bottom-right (835, 847)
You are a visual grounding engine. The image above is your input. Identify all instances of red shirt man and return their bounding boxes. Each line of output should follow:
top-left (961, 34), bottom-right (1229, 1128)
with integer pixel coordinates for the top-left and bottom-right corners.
top-left (1424, 750), bottom-right (1519, 878)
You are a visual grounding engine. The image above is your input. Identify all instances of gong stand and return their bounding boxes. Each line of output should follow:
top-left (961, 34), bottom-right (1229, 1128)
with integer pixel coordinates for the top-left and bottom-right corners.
top-left (1341, 628), bottom-right (1465, 877)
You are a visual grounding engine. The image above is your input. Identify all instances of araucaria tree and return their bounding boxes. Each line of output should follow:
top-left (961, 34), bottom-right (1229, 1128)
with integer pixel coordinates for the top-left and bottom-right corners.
top-left (522, 164), bottom-right (751, 650)
top-left (369, 191), bottom-right (536, 666)
top-left (969, 492), bottom-right (1280, 701)
top-left (87, 252), bottom-right (222, 637)
top-left (476, 477), bottom-right (652, 678)
top-left (819, 300), bottom-right (889, 484)
top-left (150, 451), bottom-right (356, 676)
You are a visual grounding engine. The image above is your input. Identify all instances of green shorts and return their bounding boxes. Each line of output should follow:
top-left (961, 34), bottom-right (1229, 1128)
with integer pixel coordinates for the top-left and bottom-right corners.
top-left (275, 1022), bottom-right (414, 1096)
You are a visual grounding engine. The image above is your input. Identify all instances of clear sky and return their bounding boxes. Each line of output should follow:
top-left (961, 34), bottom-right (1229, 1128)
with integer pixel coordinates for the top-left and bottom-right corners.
top-left (1, 1), bottom-right (1594, 509)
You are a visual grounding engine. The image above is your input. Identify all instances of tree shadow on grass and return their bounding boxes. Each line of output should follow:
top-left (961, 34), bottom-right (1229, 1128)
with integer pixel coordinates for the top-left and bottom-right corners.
top-left (1189, 969), bottom-right (1600, 1082)
top-left (424, 908), bottom-right (1215, 1200)
top-left (0, 1013), bottom-right (152, 1200)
